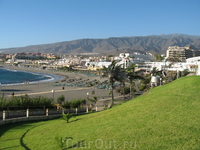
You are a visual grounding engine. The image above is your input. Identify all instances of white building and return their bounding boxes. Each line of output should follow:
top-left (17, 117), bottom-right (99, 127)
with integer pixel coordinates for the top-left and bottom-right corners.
top-left (186, 56), bottom-right (200, 63)
top-left (115, 52), bottom-right (155, 68)
top-left (54, 58), bottom-right (81, 66)
top-left (85, 61), bottom-right (111, 68)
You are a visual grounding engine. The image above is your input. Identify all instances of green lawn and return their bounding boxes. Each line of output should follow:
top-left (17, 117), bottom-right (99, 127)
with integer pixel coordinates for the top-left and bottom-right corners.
top-left (1, 76), bottom-right (200, 149)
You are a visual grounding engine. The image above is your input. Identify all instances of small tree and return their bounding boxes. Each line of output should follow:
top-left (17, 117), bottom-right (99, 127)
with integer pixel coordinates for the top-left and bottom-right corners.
top-left (57, 95), bottom-right (65, 104)
top-left (55, 135), bottom-right (73, 150)
top-left (88, 96), bottom-right (98, 104)
top-left (92, 64), bottom-right (95, 68)
top-left (62, 113), bottom-right (74, 123)
top-left (87, 63), bottom-right (90, 68)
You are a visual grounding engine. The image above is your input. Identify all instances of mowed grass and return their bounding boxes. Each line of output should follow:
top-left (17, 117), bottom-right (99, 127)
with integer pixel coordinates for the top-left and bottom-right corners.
top-left (0, 76), bottom-right (200, 150)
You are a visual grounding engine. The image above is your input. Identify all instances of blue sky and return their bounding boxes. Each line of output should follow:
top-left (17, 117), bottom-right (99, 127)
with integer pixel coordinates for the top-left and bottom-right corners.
top-left (0, 0), bottom-right (199, 49)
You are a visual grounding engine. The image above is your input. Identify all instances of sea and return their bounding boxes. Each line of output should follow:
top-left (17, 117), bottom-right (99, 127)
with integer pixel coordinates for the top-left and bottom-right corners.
top-left (0, 68), bottom-right (63, 86)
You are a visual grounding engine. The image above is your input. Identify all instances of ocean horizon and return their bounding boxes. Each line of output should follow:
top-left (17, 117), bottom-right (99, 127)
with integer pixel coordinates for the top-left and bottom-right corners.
top-left (0, 68), bottom-right (63, 86)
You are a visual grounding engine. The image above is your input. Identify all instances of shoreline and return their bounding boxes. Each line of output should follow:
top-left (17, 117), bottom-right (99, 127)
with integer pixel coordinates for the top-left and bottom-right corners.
top-left (0, 65), bottom-right (112, 101)
top-left (0, 68), bottom-right (65, 86)
top-left (2, 65), bottom-right (67, 84)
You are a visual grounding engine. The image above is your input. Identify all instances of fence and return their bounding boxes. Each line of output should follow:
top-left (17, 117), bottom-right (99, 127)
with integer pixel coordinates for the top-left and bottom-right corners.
top-left (0, 106), bottom-right (97, 126)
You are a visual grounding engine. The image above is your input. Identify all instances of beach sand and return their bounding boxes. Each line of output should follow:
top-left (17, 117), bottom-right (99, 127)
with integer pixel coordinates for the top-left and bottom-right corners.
top-left (0, 66), bottom-right (115, 102)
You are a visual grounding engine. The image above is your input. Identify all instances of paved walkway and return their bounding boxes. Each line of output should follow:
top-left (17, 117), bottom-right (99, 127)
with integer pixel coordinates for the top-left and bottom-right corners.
top-left (94, 94), bottom-right (133, 111)
top-left (93, 80), bottom-right (144, 111)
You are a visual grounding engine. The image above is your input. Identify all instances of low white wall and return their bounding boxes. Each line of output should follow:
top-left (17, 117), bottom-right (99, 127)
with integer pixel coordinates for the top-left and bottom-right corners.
top-left (0, 107), bottom-right (91, 126)
top-left (0, 114), bottom-right (61, 126)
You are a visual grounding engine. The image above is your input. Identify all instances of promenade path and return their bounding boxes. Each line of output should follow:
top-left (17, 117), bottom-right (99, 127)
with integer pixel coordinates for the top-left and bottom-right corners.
top-left (94, 91), bottom-right (144, 111)
top-left (6, 85), bottom-right (130, 111)
top-left (1, 66), bottom-right (143, 112)
top-left (3, 81), bottom-right (143, 112)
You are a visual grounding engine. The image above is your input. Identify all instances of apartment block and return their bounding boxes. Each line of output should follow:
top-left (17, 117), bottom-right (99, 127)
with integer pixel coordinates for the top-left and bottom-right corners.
top-left (166, 46), bottom-right (194, 62)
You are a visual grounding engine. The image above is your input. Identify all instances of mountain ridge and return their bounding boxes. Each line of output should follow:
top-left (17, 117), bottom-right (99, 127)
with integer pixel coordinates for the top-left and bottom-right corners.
top-left (1, 34), bottom-right (200, 55)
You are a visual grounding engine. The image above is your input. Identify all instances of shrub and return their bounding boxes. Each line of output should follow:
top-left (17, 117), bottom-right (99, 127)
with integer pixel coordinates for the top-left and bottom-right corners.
top-left (141, 77), bottom-right (151, 84)
top-left (70, 100), bottom-right (79, 109)
top-left (62, 101), bottom-right (71, 109)
top-left (123, 87), bottom-right (130, 94)
top-left (181, 69), bottom-right (189, 77)
top-left (62, 99), bottom-right (86, 110)
top-left (0, 94), bottom-right (53, 110)
top-left (139, 84), bottom-right (146, 91)
top-left (108, 91), bottom-right (112, 96)
top-left (131, 87), bottom-right (136, 93)
top-left (70, 99), bottom-right (86, 109)
top-left (115, 88), bottom-right (121, 93)
top-left (57, 95), bottom-right (65, 104)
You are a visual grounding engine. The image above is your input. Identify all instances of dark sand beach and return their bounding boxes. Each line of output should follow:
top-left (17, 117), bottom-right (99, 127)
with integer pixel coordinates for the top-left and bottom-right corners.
top-left (0, 66), bottom-right (115, 102)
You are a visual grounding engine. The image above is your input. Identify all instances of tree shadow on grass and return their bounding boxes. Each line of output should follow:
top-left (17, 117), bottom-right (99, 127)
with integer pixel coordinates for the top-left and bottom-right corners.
top-left (58, 117), bottom-right (82, 123)
top-left (0, 121), bottom-right (40, 138)
top-left (0, 122), bottom-right (45, 150)
top-left (0, 137), bottom-right (20, 142)
top-left (0, 145), bottom-right (21, 150)
top-left (0, 122), bottom-right (28, 138)
top-left (20, 123), bottom-right (46, 150)
top-left (69, 118), bottom-right (81, 123)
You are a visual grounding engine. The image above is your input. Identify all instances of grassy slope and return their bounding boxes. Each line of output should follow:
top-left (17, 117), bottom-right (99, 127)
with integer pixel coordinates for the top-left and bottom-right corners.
top-left (0, 76), bottom-right (200, 150)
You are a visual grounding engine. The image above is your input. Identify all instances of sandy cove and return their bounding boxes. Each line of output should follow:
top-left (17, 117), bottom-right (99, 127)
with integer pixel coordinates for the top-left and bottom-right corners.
top-left (0, 66), bottom-right (117, 102)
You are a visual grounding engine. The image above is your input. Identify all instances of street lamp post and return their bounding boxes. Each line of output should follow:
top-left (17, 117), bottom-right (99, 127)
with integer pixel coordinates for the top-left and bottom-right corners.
top-left (52, 89), bottom-right (55, 101)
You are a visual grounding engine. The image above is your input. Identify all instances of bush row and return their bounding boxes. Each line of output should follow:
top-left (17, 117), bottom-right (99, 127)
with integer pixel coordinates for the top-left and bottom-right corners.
top-left (0, 94), bottom-right (53, 110)
top-left (62, 99), bottom-right (86, 109)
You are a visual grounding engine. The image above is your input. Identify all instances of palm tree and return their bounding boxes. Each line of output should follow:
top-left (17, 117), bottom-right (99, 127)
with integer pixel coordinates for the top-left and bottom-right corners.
top-left (92, 64), bottom-right (95, 68)
top-left (153, 54), bottom-right (165, 62)
top-left (151, 67), bottom-right (160, 76)
top-left (97, 68), bottom-right (104, 76)
top-left (87, 62), bottom-right (90, 68)
top-left (125, 63), bottom-right (143, 97)
top-left (120, 77), bottom-right (126, 99)
top-left (103, 60), bottom-right (125, 105)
